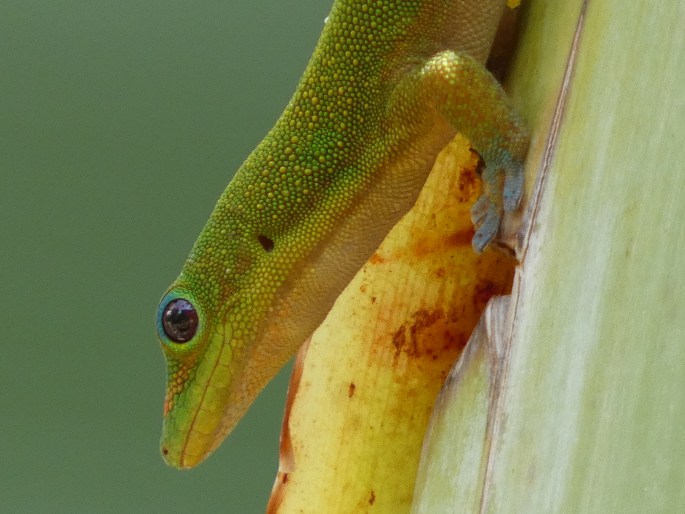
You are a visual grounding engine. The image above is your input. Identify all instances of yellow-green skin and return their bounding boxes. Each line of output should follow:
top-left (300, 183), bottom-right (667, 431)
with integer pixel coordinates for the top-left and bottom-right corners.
top-left (157, 0), bottom-right (527, 468)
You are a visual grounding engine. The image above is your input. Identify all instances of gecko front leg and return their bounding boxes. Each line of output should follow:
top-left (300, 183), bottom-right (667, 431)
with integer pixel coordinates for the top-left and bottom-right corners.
top-left (393, 50), bottom-right (528, 252)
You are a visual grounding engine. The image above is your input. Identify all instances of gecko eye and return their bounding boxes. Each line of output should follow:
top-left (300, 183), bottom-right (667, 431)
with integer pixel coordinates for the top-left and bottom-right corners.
top-left (162, 298), bottom-right (199, 343)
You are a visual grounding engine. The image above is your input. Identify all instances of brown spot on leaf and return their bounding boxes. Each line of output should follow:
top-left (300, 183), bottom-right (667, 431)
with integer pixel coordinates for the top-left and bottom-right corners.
top-left (369, 490), bottom-right (376, 505)
top-left (389, 308), bottom-right (469, 366)
top-left (456, 165), bottom-right (480, 202)
top-left (391, 325), bottom-right (406, 366)
top-left (408, 309), bottom-right (443, 357)
top-left (368, 253), bottom-right (385, 265)
top-left (474, 280), bottom-right (498, 311)
top-left (445, 228), bottom-right (475, 248)
top-left (348, 382), bottom-right (356, 398)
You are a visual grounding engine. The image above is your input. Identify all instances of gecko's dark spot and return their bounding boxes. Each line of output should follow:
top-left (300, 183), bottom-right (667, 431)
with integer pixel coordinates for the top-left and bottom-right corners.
top-left (162, 447), bottom-right (169, 455)
top-left (162, 298), bottom-right (198, 343)
top-left (257, 234), bottom-right (274, 252)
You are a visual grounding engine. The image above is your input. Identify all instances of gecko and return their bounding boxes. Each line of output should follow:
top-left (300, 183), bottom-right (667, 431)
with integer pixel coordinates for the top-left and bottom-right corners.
top-left (155, 0), bottom-right (528, 469)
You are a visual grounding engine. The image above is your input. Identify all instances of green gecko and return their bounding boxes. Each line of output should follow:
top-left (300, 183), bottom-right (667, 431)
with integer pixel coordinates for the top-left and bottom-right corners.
top-left (156, 0), bottom-right (527, 469)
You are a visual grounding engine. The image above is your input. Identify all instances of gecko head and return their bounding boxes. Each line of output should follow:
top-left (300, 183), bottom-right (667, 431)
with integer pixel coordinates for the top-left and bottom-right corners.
top-left (154, 233), bottom-right (297, 469)
top-left (155, 286), bottom-right (213, 469)
top-left (155, 284), bottom-right (259, 470)
top-left (152, 187), bottom-right (322, 469)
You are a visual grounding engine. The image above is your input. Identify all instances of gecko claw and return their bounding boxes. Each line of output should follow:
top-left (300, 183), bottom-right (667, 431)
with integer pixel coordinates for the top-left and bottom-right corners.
top-left (470, 195), bottom-right (490, 227)
top-left (471, 199), bottom-right (500, 253)
top-left (470, 149), bottom-right (525, 253)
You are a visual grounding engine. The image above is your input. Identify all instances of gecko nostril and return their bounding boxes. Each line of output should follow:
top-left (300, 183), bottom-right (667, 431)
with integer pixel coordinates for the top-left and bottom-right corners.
top-left (162, 447), bottom-right (169, 455)
top-left (257, 234), bottom-right (275, 252)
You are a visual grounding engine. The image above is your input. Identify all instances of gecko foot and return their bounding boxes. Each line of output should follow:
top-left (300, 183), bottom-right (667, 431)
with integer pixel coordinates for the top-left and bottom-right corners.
top-left (470, 151), bottom-right (524, 253)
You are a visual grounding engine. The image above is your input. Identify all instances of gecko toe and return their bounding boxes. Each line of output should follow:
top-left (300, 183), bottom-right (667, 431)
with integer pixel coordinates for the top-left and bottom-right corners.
top-left (471, 202), bottom-right (501, 253)
top-left (503, 162), bottom-right (524, 212)
top-left (470, 195), bottom-right (490, 226)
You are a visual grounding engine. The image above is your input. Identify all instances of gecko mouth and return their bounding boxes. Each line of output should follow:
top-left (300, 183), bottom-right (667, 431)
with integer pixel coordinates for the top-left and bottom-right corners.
top-left (160, 328), bottom-right (232, 469)
top-left (159, 282), bottom-right (302, 469)
top-left (161, 394), bottom-right (224, 469)
top-left (161, 399), bottom-right (220, 469)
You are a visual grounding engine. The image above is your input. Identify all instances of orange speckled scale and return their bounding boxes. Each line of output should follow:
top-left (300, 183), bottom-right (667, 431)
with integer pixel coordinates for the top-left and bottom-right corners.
top-left (155, 0), bottom-right (527, 468)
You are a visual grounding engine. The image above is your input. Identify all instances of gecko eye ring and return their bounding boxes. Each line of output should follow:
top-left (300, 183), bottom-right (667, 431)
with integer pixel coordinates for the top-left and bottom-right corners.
top-left (161, 298), bottom-right (199, 343)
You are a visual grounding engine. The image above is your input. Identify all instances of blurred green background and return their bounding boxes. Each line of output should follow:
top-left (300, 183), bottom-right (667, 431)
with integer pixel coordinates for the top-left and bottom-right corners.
top-left (1, 1), bottom-right (329, 512)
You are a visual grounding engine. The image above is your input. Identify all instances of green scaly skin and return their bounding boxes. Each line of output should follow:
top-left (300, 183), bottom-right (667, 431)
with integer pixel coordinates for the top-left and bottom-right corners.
top-left (156, 0), bottom-right (528, 468)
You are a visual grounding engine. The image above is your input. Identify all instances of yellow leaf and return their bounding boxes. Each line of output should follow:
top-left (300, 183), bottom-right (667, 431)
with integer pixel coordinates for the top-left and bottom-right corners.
top-left (268, 135), bottom-right (516, 513)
